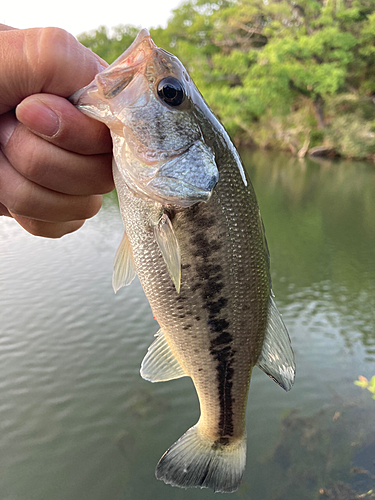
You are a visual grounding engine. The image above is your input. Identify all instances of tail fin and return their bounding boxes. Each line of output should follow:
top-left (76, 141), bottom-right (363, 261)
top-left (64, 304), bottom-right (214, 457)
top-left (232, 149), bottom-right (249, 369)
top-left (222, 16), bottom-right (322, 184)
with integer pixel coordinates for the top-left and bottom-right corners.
top-left (155, 424), bottom-right (247, 493)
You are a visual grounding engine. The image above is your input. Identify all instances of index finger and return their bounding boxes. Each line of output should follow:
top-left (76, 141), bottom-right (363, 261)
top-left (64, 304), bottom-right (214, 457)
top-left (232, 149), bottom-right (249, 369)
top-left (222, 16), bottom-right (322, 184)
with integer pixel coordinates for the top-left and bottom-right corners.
top-left (0, 24), bottom-right (17, 31)
top-left (0, 27), bottom-right (106, 114)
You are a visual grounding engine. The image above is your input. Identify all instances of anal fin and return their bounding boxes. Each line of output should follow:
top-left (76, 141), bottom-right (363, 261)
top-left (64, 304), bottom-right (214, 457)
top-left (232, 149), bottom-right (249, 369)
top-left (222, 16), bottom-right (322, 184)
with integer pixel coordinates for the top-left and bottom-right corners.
top-left (257, 296), bottom-right (295, 391)
top-left (112, 231), bottom-right (136, 293)
top-left (140, 329), bottom-right (187, 383)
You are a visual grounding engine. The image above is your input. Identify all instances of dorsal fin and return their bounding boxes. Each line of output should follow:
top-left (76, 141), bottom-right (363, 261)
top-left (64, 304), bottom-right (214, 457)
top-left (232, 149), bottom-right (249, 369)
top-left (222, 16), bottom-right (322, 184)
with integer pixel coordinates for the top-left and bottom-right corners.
top-left (256, 296), bottom-right (295, 391)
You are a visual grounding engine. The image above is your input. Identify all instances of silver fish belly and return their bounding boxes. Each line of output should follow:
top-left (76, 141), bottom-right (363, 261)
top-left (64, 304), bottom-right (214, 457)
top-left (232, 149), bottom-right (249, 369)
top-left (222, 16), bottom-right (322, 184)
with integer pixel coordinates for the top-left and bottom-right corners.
top-left (71, 29), bottom-right (295, 493)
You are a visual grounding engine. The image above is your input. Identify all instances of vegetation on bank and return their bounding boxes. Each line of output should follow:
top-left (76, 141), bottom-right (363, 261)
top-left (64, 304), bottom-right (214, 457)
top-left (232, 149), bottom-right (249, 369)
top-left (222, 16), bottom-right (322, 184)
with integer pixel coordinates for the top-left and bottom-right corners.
top-left (78, 0), bottom-right (375, 160)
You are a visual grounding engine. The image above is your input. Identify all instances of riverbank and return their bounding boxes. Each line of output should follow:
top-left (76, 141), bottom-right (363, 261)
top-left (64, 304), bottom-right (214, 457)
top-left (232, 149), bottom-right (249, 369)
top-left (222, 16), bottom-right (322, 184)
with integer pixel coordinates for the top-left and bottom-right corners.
top-left (230, 95), bottom-right (375, 163)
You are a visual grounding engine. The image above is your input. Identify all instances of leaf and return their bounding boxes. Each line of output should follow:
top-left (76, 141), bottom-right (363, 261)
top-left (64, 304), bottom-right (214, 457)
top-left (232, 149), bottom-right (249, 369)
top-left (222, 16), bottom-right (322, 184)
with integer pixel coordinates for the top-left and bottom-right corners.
top-left (354, 380), bottom-right (369, 389)
top-left (368, 376), bottom-right (375, 394)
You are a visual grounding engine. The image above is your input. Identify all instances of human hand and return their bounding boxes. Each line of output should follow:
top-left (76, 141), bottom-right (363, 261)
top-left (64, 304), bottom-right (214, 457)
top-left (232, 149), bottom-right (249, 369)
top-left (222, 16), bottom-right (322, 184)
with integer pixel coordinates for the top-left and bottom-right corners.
top-left (0, 24), bottom-right (113, 238)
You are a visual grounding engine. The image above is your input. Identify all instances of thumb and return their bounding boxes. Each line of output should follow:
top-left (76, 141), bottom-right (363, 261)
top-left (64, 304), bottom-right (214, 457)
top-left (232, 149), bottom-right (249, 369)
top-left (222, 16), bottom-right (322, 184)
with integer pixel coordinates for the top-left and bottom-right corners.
top-left (0, 27), bottom-right (107, 114)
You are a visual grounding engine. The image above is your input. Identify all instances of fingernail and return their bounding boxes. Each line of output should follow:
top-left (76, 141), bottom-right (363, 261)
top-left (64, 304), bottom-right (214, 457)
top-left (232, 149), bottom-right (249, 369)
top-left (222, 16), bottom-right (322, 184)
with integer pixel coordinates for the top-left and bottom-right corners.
top-left (0, 112), bottom-right (18, 147)
top-left (16, 99), bottom-right (60, 137)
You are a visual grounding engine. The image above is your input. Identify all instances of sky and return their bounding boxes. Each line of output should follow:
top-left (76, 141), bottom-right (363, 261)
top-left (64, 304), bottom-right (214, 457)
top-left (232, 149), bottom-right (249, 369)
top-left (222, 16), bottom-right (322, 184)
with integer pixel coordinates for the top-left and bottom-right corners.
top-left (1, 0), bottom-right (183, 37)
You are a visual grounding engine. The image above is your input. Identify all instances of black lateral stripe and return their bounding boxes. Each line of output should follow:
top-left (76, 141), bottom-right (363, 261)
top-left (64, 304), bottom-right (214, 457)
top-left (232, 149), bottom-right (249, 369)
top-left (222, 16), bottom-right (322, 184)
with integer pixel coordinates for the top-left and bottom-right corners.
top-left (210, 342), bottom-right (235, 437)
top-left (189, 210), bottom-right (235, 437)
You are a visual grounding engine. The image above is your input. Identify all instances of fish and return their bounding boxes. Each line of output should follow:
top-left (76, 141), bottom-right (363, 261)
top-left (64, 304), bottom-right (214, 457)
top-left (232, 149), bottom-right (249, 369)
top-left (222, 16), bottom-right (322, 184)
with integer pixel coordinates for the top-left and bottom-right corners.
top-left (70, 29), bottom-right (295, 493)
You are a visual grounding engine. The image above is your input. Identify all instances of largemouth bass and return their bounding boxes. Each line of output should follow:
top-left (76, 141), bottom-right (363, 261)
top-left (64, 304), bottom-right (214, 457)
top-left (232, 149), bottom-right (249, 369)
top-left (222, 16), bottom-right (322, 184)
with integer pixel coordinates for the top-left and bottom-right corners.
top-left (71, 29), bottom-right (295, 493)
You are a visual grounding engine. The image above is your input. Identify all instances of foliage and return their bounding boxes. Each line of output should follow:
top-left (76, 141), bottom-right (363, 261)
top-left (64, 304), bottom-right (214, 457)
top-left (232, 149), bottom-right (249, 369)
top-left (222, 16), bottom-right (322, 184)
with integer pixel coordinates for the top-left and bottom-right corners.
top-left (78, 25), bottom-right (141, 64)
top-left (354, 376), bottom-right (375, 399)
top-left (328, 114), bottom-right (375, 158)
top-left (77, 0), bottom-right (375, 160)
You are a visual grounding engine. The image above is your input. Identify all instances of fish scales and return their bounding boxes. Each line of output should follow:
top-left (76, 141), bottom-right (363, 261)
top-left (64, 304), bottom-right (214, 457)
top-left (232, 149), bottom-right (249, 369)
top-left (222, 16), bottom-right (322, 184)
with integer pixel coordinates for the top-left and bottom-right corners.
top-left (115, 146), bottom-right (270, 443)
top-left (71, 28), bottom-right (295, 494)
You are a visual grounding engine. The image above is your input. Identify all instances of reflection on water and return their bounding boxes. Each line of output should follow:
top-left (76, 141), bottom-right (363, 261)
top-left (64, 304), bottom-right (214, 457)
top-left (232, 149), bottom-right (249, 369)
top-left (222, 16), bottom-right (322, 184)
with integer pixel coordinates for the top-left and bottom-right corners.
top-left (244, 151), bottom-right (375, 363)
top-left (0, 152), bottom-right (374, 500)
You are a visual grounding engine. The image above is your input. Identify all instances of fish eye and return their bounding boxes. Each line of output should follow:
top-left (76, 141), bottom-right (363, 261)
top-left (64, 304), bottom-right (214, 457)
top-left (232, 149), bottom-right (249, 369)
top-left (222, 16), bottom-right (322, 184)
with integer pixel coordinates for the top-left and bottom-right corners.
top-left (157, 77), bottom-right (185, 107)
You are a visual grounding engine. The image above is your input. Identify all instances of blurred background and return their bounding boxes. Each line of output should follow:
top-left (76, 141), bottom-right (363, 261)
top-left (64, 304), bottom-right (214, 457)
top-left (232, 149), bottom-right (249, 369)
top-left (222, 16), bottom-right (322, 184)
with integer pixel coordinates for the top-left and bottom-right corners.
top-left (1, 2), bottom-right (375, 500)
top-left (2, 0), bottom-right (375, 160)
top-left (1, 0), bottom-right (181, 39)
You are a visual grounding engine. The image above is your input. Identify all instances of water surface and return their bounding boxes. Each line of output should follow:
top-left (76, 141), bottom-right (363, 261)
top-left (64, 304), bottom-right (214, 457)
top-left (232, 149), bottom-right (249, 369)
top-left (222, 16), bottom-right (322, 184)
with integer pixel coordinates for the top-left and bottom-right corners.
top-left (1, 151), bottom-right (374, 500)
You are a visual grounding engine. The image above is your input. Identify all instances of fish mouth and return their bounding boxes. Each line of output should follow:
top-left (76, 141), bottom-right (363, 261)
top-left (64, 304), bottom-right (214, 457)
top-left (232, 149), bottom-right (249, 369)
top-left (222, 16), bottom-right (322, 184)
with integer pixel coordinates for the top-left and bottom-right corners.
top-left (70, 29), bottom-right (156, 113)
top-left (95, 29), bottom-right (156, 99)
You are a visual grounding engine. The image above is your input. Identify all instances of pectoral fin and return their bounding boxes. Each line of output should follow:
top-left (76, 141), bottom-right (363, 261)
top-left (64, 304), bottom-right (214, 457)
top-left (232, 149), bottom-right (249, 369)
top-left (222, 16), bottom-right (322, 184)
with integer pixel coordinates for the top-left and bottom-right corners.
top-left (154, 213), bottom-right (181, 293)
top-left (257, 296), bottom-right (295, 391)
top-left (140, 329), bottom-right (187, 382)
top-left (112, 232), bottom-right (136, 293)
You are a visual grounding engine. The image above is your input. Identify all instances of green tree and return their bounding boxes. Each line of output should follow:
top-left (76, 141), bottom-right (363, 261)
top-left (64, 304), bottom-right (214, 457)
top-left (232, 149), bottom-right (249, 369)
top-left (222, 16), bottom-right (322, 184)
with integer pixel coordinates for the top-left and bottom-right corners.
top-left (78, 25), bottom-right (141, 64)
top-left (78, 0), bottom-right (375, 158)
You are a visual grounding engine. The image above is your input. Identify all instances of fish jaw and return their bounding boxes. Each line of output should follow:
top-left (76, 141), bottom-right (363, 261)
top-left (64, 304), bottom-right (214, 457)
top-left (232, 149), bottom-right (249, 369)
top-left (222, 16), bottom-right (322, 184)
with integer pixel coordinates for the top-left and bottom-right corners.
top-left (69, 29), bottom-right (155, 132)
top-left (95, 29), bottom-right (156, 99)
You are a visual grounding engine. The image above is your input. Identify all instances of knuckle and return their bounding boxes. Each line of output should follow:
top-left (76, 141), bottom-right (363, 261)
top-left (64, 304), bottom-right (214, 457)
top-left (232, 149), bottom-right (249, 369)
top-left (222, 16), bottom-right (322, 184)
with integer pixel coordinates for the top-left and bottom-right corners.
top-left (5, 122), bottom-right (50, 185)
top-left (92, 155), bottom-right (114, 193)
top-left (21, 219), bottom-right (48, 238)
top-left (25, 27), bottom-right (78, 91)
top-left (82, 195), bottom-right (102, 219)
top-left (18, 218), bottom-right (73, 239)
top-left (37, 27), bottom-right (75, 60)
top-left (18, 136), bottom-right (48, 184)
top-left (23, 147), bottom-right (41, 181)
top-left (32, 225), bottom-right (66, 239)
top-left (9, 178), bottom-right (33, 216)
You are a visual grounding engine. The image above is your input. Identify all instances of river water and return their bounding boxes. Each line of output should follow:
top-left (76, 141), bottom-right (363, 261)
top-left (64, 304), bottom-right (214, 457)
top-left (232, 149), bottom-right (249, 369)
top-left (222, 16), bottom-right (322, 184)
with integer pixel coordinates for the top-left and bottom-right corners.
top-left (1, 151), bottom-right (374, 500)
